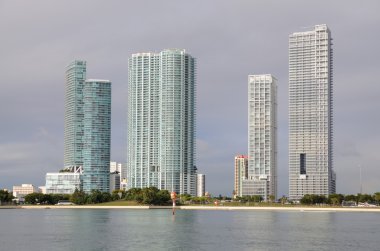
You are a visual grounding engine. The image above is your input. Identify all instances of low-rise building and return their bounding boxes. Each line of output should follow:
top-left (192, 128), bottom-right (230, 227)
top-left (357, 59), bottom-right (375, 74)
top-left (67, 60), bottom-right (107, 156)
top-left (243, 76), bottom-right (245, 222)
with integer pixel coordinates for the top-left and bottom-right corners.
top-left (12, 184), bottom-right (38, 198)
top-left (45, 166), bottom-right (83, 194)
top-left (242, 179), bottom-right (267, 200)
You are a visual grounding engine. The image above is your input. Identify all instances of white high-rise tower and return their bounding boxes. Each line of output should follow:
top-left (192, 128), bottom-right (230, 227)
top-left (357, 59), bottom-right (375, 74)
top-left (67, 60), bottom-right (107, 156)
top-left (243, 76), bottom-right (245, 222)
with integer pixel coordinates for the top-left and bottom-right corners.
top-left (127, 49), bottom-right (197, 196)
top-left (289, 24), bottom-right (335, 200)
top-left (243, 74), bottom-right (277, 201)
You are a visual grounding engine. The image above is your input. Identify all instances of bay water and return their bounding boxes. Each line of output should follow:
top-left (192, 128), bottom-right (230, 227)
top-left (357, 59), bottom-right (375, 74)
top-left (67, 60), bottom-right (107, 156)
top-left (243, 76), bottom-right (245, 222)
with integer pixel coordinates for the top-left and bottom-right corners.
top-left (0, 209), bottom-right (379, 250)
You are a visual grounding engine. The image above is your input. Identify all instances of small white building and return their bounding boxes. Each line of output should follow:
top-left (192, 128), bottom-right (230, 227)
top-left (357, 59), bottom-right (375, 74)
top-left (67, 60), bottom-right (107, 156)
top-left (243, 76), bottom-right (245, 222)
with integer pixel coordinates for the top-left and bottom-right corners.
top-left (12, 184), bottom-right (38, 198)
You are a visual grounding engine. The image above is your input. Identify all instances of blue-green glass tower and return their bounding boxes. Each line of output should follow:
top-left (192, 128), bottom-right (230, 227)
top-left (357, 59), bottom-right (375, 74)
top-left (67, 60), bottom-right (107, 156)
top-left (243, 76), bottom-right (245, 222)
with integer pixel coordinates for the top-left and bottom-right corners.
top-left (82, 79), bottom-right (111, 193)
top-left (64, 60), bottom-right (86, 168)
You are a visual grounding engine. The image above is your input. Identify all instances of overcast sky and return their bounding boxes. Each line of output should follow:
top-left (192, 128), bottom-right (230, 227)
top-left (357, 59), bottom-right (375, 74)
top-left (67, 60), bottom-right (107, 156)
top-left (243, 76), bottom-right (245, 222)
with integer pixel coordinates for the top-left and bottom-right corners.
top-left (1, 0), bottom-right (379, 196)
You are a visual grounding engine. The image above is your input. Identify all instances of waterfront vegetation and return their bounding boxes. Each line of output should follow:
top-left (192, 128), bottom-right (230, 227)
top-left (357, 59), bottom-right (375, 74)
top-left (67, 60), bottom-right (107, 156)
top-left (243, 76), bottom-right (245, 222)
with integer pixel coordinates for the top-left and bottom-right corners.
top-left (299, 193), bottom-right (380, 206)
top-left (2, 188), bottom-right (379, 207)
top-left (24, 193), bottom-right (70, 205)
top-left (14, 187), bottom-right (171, 206)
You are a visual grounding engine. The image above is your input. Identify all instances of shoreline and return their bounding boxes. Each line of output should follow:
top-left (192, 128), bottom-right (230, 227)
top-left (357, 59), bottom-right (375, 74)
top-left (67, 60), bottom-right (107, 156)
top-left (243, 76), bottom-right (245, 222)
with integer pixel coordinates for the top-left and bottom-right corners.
top-left (1, 205), bottom-right (380, 212)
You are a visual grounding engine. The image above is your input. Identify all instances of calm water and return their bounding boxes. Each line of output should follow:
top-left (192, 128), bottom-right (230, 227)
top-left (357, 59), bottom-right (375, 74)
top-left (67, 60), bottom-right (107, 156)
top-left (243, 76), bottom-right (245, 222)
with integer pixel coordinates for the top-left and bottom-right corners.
top-left (0, 209), bottom-right (379, 251)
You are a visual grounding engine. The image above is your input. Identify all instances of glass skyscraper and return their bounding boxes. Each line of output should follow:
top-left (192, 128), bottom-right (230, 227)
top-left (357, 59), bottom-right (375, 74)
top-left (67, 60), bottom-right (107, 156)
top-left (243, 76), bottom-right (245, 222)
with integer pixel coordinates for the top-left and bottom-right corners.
top-left (289, 24), bottom-right (335, 201)
top-left (243, 74), bottom-right (277, 201)
top-left (127, 49), bottom-right (196, 195)
top-left (64, 60), bottom-right (111, 193)
top-left (64, 60), bottom-right (86, 168)
top-left (82, 79), bottom-right (111, 193)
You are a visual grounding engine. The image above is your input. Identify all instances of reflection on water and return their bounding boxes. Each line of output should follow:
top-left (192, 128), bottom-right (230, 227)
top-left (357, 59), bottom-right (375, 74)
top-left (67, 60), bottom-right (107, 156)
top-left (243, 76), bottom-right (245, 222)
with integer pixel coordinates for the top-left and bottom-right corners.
top-left (0, 209), bottom-right (379, 251)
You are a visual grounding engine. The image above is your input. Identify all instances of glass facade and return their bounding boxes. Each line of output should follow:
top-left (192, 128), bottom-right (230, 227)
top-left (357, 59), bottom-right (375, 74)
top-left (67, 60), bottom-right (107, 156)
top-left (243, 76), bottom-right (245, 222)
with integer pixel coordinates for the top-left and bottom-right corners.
top-left (82, 80), bottom-right (111, 193)
top-left (64, 60), bottom-right (86, 167)
top-left (127, 49), bottom-right (196, 195)
top-left (289, 24), bottom-right (335, 200)
top-left (45, 173), bottom-right (82, 194)
top-left (247, 75), bottom-right (277, 201)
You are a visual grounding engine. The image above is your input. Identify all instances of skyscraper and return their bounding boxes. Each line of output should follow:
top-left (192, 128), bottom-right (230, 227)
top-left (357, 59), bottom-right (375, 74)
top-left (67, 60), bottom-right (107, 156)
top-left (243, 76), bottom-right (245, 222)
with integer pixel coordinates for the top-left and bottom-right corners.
top-left (289, 24), bottom-right (335, 201)
top-left (63, 61), bottom-right (111, 193)
top-left (64, 60), bottom-right (86, 168)
top-left (82, 79), bottom-right (111, 193)
top-left (243, 74), bottom-right (277, 201)
top-left (127, 49), bottom-right (196, 195)
top-left (234, 155), bottom-right (248, 198)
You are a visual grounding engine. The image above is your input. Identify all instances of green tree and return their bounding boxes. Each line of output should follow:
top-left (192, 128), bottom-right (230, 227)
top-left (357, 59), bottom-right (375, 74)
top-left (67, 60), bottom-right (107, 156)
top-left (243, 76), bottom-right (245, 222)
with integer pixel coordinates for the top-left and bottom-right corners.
top-left (101, 192), bottom-right (112, 203)
top-left (70, 189), bottom-right (87, 205)
top-left (240, 196), bottom-right (250, 203)
top-left (141, 187), bottom-right (159, 204)
top-left (156, 190), bottom-right (171, 205)
top-left (111, 189), bottom-right (126, 201)
top-left (87, 190), bottom-right (104, 204)
top-left (328, 194), bottom-right (344, 206)
top-left (52, 194), bottom-right (70, 204)
top-left (268, 195), bottom-right (275, 203)
top-left (300, 194), bottom-right (327, 205)
top-left (0, 190), bottom-right (14, 203)
top-left (24, 193), bottom-right (44, 204)
top-left (300, 194), bottom-right (312, 204)
top-left (180, 193), bottom-right (192, 204)
top-left (373, 192), bottom-right (380, 204)
top-left (358, 193), bottom-right (373, 203)
top-left (344, 194), bottom-right (358, 203)
top-left (252, 195), bottom-right (263, 202)
top-left (125, 188), bottom-right (142, 201)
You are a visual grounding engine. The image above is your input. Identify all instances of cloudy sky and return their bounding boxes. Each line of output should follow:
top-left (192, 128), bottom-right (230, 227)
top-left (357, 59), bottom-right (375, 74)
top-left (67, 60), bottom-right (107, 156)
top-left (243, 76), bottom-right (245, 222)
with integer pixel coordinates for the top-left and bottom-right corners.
top-left (1, 0), bottom-right (379, 196)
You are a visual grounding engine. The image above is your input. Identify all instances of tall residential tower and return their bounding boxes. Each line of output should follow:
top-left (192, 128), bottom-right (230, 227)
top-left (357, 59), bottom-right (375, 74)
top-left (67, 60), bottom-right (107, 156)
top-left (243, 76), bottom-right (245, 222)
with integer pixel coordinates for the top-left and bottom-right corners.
top-left (243, 75), bottom-right (277, 201)
top-left (64, 60), bottom-right (86, 168)
top-left (63, 61), bottom-right (111, 193)
top-left (289, 24), bottom-right (335, 200)
top-left (82, 79), bottom-right (111, 193)
top-left (127, 49), bottom-right (196, 195)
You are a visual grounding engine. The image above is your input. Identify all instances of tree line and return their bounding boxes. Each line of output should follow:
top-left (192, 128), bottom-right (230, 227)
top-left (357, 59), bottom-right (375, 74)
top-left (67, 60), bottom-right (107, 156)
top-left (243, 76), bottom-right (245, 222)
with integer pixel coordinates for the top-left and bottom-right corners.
top-left (300, 193), bottom-right (380, 205)
top-left (3, 188), bottom-right (380, 207)
top-left (20, 187), bottom-right (171, 205)
top-left (69, 187), bottom-right (172, 205)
